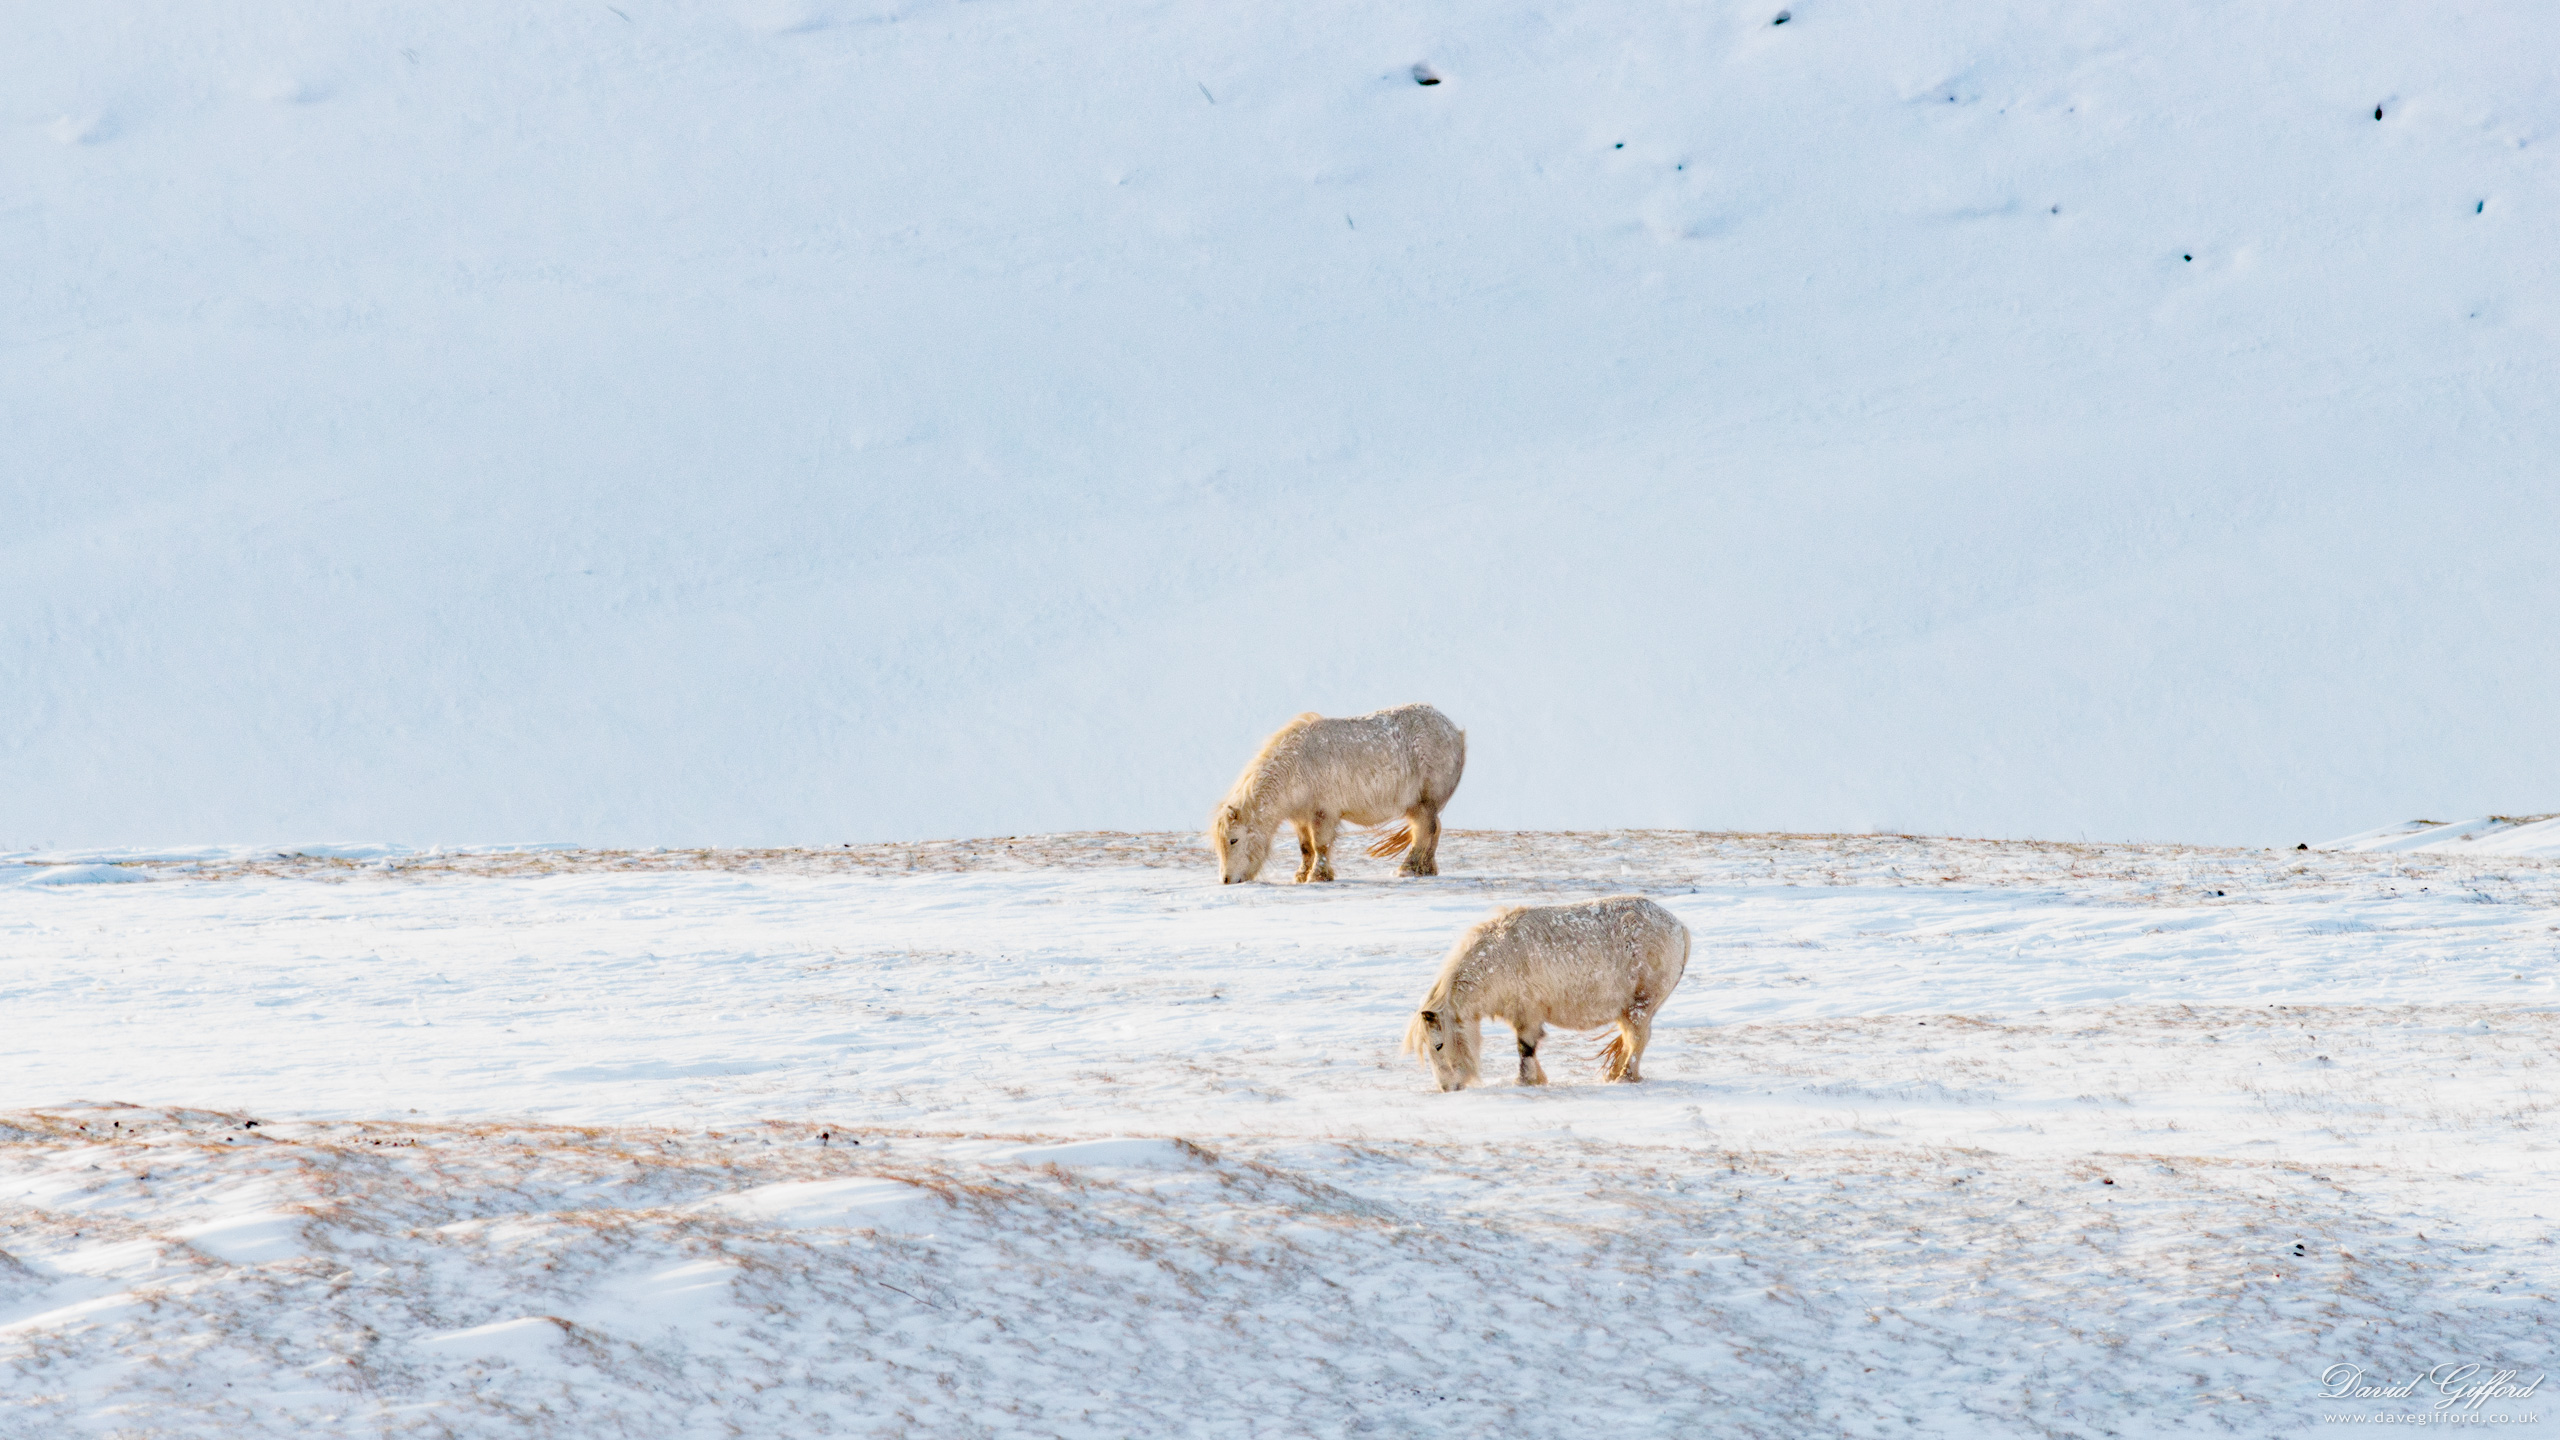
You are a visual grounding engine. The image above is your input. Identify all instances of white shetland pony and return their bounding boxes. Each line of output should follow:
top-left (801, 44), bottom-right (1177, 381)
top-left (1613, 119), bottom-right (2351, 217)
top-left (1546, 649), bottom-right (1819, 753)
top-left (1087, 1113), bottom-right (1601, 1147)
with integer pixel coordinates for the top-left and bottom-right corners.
top-left (1209, 704), bottom-right (1465, 884)
top-left (1402, 896), bottom-right (1689, 1091)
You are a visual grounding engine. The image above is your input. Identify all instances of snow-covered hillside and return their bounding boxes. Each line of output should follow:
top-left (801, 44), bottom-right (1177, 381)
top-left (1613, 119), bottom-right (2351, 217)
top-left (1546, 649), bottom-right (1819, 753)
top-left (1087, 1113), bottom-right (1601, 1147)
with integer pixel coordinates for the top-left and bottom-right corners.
top-left (2323, 815), bottom-right (2560, 857)
top-left (8, 0), bottom-right (2558, 848)
top-left (5, 834), bottom-right (2557, 1435)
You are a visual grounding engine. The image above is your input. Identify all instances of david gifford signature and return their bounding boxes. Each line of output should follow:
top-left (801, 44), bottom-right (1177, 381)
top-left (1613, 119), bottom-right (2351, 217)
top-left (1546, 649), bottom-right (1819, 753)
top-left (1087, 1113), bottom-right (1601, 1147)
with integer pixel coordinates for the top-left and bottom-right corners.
top-left (2321, 1364), bottom-right (2547, 1413)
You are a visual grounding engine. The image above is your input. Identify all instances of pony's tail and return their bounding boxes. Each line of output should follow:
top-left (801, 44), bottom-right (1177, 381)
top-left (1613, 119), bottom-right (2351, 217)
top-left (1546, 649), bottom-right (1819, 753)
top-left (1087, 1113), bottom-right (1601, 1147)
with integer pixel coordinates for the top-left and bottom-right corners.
top-left (1597, 1030), bottom-right (1633, 1082)
top-left (1366, 824), bottom-right (1415, 859)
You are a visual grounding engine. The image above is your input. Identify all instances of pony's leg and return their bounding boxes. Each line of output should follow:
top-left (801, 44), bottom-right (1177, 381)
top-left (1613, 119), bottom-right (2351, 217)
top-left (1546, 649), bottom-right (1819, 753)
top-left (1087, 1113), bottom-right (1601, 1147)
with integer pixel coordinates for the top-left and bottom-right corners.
top-left (1292, 818), bottom-right (1316, 883)
top-left (1399, 804), bottom-right (1443, 877)
top-left (1513, 1020), bottom-right (1548, 1085)
top-left (1309, 811), bottom-right (1341, 882)
top-left (1610, 1006), bottom-right (1654, 1082)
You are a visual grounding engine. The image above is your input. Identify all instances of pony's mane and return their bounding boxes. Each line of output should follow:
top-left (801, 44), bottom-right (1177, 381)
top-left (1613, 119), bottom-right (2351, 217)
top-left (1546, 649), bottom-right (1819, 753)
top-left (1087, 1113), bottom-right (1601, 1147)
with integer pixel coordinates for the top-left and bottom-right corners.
top-left (1218, 712), bottom-right (1326, 822)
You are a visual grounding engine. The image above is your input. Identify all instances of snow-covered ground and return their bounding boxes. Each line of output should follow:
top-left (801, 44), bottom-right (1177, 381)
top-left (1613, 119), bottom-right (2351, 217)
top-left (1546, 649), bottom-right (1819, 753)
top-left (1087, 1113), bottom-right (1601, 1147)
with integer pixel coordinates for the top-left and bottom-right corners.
top-left (10, 0), bottom-right (2560, 850)
top-left (6, 832), bottom-right (2554, 1436)
top-left (2324, 817), bottom-right (2560, 859)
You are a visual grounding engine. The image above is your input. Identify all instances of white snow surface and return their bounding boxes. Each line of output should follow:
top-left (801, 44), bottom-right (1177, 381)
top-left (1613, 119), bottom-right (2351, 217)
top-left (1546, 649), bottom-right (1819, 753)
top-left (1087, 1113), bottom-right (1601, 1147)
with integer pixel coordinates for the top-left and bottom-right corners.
top-left (9, 0), bottom-right (2560, 850)
top-left (5, 831), bottom-right (2556, 1436)
top-left (2323, 816), bottom-right (2560, 859)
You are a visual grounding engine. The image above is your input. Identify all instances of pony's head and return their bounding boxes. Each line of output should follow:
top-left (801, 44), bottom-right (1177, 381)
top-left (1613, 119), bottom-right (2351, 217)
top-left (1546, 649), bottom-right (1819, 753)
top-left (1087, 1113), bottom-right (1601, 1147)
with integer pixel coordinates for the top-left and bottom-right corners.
top-left (1401, 1006), bottom-right (1478, 1091)
top-left (1209, 803), bottom-right (1269, 883)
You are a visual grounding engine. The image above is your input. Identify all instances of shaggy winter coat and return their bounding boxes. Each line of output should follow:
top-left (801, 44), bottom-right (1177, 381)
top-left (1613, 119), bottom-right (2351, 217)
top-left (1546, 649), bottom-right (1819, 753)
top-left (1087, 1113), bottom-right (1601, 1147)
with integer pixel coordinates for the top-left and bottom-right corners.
top-left (1402, 896), bottom-right (1689, 1090)
top-left (1209, 704), bottom-right (1465, 883)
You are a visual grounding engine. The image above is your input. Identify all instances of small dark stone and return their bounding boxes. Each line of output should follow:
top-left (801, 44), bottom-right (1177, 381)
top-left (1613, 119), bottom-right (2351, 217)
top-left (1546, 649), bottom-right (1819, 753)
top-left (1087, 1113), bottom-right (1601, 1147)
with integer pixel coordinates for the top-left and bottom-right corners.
top-left (2374, 105), bottom-right (2384, 120)
top-left (2296, 842), bottom-right (2309, 850)
top-left (1773, 9), bottom-right (1791, 23)
top-left (2183, 254), bottom-right (2193, 262)
top-left (1412, 63), bottom-right (1441, 86)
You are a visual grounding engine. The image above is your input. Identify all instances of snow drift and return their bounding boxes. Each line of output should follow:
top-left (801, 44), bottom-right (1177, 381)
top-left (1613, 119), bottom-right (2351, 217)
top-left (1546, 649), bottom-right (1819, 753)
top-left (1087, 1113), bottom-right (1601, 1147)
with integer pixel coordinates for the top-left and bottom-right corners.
top-left (2319, 815), bottom-right (2560, 857)
top-left (7, 833), bottom-right (2557, 1436)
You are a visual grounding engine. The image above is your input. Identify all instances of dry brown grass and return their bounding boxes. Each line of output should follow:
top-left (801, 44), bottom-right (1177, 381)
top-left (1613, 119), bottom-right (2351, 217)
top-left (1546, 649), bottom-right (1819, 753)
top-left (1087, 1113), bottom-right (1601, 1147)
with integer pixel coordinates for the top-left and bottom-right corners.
top-left (35, 830), bottom-right (2551, 918)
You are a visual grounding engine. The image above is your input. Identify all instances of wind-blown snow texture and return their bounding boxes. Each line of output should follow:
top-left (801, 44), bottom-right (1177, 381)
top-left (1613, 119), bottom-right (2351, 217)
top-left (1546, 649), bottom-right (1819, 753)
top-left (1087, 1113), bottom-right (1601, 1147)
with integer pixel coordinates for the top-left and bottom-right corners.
top-left (8, 0), bottom-right (2558, 849)
top-left (4, 833), bottom-right (2556, 1436)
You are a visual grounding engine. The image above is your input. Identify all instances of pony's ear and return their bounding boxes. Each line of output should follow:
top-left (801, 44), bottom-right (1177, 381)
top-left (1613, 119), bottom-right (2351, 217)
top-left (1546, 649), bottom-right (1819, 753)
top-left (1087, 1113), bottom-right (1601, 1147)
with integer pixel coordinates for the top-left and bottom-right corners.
top-left (1219, 804), bottom-right (1242, 824)
top-left (1419, 1010), bottom-right (1438, 1025)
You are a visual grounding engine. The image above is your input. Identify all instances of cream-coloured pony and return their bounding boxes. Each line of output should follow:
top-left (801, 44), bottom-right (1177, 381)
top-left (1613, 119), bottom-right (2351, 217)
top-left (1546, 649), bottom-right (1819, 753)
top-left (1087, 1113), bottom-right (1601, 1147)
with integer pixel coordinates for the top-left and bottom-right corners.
top-left (1402, 896), bottom-right (1689, 1091)
top-left (1210, 704), bottom-right (1465, 884)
